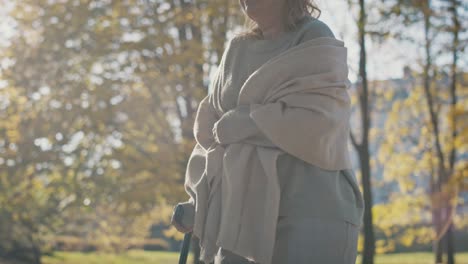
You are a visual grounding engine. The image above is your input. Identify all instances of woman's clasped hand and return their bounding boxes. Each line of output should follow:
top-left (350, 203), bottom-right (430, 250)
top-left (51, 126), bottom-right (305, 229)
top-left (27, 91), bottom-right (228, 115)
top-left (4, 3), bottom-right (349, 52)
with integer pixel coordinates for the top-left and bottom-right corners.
top-left (212, 104), bottom-right (259, 145)
top-left (170, 201), bottom-right (195, 234)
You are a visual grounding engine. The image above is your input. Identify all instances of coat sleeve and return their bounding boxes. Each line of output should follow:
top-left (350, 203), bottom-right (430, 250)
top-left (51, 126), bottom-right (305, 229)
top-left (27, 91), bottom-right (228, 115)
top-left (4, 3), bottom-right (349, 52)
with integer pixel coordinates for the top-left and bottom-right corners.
top-left (194, 37), bottom-right (239, 150)
top-left (180, 93), bottom-right (219, 216)
top-left (193, 94), bottom-right (219, 151)
top-left (178, 142), bottom-right (207, 231)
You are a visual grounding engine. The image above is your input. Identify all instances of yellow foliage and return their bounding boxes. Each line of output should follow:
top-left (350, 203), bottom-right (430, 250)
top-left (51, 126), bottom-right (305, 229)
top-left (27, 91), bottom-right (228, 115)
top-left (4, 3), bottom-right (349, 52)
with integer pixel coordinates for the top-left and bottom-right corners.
top-left (398, 178), bottom-right (415, 193)
top-left (350, 93), bottom-right (358, 105)
top-left (376, 239), bottom-right (395, 254)
top-left (357, 233), bottom-right (363, 253)
top-left (384, 89), bottom-right (394, 101)
top-left (369, 127), bottom-right (379, 141)
top-left (399, 232), bottom-right (415, 247)
top-left (382, 153), bottom-right (417, 183)
top-left (163, 225), bottom-right (185, 241)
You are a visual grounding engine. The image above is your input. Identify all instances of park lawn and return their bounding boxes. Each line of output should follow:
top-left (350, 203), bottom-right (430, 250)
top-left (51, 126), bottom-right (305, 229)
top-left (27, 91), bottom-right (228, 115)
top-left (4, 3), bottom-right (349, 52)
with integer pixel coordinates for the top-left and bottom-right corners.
top-left (358, 252), bottom-right (468, 264)
top-left (42, 250), bottom-right (193, 264)
top-left (43, 250), bottom-right (468, 264)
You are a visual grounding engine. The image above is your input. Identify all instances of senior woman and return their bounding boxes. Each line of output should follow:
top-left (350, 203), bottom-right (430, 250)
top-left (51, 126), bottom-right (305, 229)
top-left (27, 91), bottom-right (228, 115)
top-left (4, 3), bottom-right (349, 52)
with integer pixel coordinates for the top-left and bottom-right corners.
top-left (171, 1), bottom-right (364, 264)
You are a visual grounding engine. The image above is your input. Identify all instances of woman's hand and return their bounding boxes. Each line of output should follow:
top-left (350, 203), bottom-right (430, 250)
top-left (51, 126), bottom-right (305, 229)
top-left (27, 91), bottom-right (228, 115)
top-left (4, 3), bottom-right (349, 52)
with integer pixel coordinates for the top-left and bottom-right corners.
top-left (212, 104), bottom-right (259, 145)
top-left (170, 202), bottom-right (195, 234)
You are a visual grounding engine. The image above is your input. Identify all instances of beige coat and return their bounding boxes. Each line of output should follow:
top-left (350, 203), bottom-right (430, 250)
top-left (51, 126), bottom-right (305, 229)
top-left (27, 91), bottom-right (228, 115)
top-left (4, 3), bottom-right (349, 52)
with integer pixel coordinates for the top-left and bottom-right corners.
top-left (183, 37), bottom-right (358, 264)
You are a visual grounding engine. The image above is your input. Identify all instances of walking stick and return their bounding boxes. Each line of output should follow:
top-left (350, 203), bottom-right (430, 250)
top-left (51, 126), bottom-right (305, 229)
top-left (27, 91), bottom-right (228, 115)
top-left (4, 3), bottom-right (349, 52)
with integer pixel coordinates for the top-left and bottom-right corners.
top-left (179, 232), bottom-right (192, 264)
top-left (173, 204), bottom-right (192, 264)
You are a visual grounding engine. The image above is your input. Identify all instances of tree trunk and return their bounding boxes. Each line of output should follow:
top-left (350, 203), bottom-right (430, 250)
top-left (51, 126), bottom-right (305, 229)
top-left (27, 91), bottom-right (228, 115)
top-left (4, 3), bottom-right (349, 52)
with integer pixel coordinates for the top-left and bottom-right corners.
top-left (360, 149), bottom-right (375, 264)
top-left (446, 1), bottom-right (460, 262)
top-left (419, 3), bottom-right (450, 263)
top-left (357, 0), bottom-right (375, 263)
top-left (446, 221), bottom-right (455, 264)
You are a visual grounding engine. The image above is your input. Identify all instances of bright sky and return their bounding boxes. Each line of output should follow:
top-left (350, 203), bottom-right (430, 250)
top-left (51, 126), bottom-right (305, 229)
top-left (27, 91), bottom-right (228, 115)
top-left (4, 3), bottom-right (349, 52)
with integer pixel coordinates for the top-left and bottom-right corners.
top-left (318, 0), bottom-right (418, 83)
top-left (319, 0), bottom-right (467, 83)
top-left (0, 2), bottom-right (15, 49)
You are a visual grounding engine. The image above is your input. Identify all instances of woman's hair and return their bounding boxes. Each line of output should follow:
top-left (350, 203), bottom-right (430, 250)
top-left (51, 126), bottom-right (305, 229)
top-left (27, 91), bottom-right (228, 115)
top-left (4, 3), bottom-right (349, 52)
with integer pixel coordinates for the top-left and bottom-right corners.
top-left (235, 0), bottom-right (321, 40)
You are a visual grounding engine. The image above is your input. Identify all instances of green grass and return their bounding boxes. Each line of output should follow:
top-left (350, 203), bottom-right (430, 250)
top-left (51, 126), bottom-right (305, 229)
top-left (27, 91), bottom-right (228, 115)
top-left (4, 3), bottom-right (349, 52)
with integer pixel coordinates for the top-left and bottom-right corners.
top-left (42, 250), bottom-right (468, 264)
top-left (359, 252), bottom-right (468, 264)
top-left (43, 250), bottom-right (193, 264)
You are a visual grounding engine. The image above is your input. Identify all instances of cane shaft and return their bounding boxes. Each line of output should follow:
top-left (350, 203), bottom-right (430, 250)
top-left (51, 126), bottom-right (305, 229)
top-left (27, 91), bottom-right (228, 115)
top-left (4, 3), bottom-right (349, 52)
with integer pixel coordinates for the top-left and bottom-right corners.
top-left (179, 232), bottom-right (192, 264)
